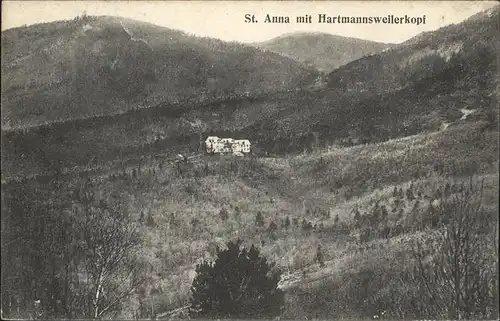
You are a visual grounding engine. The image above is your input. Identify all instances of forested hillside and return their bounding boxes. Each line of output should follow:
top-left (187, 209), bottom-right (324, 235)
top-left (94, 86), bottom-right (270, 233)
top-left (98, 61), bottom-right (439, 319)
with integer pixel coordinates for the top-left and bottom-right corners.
top-left (1, 15), bottom-right (317, 129)
top-left (327, 6), bottom-right (499, 93)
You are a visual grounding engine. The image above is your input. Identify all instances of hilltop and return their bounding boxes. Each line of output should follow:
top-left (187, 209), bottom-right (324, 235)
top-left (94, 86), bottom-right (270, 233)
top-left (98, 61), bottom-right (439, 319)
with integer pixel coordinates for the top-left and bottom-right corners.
top-left (1, 15), bottom-right (317, 129)
top-left (254, 32), bottom-right (394, 72)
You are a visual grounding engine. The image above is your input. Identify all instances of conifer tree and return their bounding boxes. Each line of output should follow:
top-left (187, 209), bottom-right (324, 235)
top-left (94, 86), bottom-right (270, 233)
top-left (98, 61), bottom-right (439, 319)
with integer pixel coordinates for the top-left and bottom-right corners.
top-left (406, 187), bottom-right (414, 201)
top-left (380, 206), bottom-right (389, 225)
top-left (219, 208), bottom-right (229, 221)
top-left (146, 209), bottom-right (155, 227)
top-left (139, 210), bottom-right (145, 225)
top-left (444, 183), bottom-right (451, 197)
top-left (189, 240), bottom-right (284, 318)
top-left (255, 211), bottom-right (265, 227)
top-left (284, 216), bottom-right (290, 229)
top-left (353, 209), bottom-right (362, 228)
top-left (315, 245), bottom-right (325, 267)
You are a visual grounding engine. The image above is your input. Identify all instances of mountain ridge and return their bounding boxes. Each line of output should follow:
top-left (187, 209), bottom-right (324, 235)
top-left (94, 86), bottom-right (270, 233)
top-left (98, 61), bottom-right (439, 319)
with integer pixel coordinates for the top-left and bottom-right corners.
top-left (326, 5), bottom-right (499, 93)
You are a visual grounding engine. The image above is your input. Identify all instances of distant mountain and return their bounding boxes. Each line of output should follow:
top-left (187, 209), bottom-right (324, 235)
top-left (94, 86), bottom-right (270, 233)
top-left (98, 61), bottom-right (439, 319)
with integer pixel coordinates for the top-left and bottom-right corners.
top-left (1, 15), bottom-right (317, 129)
top-left (254, 32), bottom-right (394, 72)
top-left (326, 6), bottom-right (499, 94)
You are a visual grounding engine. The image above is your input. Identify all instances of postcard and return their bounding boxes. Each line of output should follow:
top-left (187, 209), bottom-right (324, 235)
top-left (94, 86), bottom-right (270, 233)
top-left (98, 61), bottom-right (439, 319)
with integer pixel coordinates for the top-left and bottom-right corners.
top-left (1, 1), bottom-right (498, 320)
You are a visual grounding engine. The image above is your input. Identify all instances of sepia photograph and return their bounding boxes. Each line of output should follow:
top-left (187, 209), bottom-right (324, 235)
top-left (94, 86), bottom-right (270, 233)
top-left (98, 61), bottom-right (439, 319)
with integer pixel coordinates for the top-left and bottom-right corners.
top-left (1, 1), bottom-right (499, 320)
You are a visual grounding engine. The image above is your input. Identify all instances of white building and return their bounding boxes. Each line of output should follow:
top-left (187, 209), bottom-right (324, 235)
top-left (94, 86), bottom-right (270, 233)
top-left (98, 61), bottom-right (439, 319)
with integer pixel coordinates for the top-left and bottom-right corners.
top-left (232, 140), bottom-right (251, 153)
top-left (205, 136), bottom-right (251, 155)
top-left (205, 136), bottom-right (222, 154)
top-left (220, 138), bottom-right (235, 153)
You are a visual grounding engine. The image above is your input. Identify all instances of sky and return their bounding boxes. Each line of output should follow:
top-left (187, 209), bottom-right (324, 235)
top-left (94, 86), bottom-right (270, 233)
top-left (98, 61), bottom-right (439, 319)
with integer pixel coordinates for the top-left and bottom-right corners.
top-left (1, 1), bottom-right (497, 43)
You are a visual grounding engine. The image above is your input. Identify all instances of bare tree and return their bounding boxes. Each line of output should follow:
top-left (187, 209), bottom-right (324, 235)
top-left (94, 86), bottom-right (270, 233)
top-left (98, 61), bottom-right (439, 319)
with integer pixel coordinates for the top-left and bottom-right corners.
top-left (409, 180), bottom-right (498, 319)
top-left (73, 179), bottom-right (149, 318)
